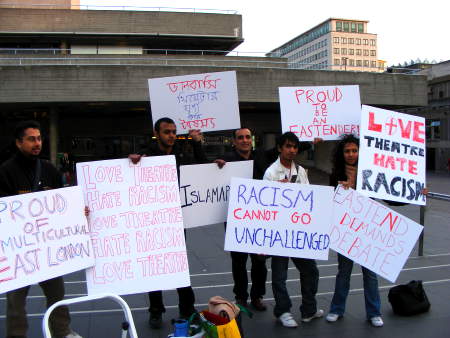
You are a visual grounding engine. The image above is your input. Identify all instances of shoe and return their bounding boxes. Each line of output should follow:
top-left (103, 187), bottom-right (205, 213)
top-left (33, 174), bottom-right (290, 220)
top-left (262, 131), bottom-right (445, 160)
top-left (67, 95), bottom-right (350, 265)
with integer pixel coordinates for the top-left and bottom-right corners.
top-left (64, 331), bottom-right (82, 338)
top-left (235, 298), bottom-right (248, 308)
top-left (149, 311), bottom-right (163, 329)
top-left (278, 312), bottom-right (298, 328)
top-left (302, 309), bottom-right (324, 322)
top-left (251, 298), bottom-right (267, 311)
top-left (326, 313), bottom-right (341, 322)
top-left (370, 316), bottom-right (384, 327)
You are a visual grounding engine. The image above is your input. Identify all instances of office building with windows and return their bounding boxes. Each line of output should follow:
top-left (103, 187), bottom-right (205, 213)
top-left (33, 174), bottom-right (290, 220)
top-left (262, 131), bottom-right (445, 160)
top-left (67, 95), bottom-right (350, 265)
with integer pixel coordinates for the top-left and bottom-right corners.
top-left (269, 18), bottom-right (384, 72)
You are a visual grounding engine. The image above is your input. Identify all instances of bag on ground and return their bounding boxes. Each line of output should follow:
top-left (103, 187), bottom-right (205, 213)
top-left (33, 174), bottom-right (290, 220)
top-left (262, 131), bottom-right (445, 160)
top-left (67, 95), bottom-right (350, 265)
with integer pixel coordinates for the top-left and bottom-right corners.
top-left (388, 280), bottom-right (431, 316)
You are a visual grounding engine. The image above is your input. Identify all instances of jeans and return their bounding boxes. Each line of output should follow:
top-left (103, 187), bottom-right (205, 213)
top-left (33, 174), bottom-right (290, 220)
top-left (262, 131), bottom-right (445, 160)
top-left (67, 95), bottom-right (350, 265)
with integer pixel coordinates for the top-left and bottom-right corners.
top-left (230, 251), bottom-right (267, 301)
top-left (6, 276), bottom-right (70, 337)
top-left (271, 256), bottom-right (319, 318)
top-left (148, 286), bottom-right (196, 316)
top-left (329, 254), bottom-right (381, 319)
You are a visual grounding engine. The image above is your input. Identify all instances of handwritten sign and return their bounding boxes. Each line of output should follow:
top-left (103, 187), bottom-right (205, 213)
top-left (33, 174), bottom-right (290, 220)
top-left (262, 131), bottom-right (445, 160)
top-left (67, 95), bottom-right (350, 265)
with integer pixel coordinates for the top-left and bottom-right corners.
top-left (0, 186), bottom-right (94, 294)
top-left (330, 186), bottom-right (423, 282)
top-left (180, 161), bottom-right (253, 228)
top-left (76, 156), bottom-right (190, 296)
top-left (148, 71), bottom-right (241, 134)
top-left (224, 178), bottom-right (334, 260)
top-left (279, 85), bottom-right (361, 141)
top-left (356, 105), bottom-right (426, 205)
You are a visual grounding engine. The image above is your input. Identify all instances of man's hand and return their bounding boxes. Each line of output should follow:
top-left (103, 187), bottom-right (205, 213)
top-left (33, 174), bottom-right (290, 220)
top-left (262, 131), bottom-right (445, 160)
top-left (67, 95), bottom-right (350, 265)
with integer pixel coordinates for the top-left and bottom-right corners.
top-left (214, 159), bottom-right (226, 169)
top-left (189, 129), bottom-right (203, 142)
top-left (278, 178), bottom-right (289, 183)
top-left (313, 137), bottom-right (323, 144)
top-left (338, 181), bottom-right (351, 189)
top-left (128, 153), bottom-right (142, 164)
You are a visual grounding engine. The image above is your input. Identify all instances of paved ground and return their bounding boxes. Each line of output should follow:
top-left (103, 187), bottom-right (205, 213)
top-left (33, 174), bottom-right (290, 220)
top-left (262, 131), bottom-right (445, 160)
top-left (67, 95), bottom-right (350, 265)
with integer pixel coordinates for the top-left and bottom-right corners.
top-left (1, 170), bottom-right (449, 338)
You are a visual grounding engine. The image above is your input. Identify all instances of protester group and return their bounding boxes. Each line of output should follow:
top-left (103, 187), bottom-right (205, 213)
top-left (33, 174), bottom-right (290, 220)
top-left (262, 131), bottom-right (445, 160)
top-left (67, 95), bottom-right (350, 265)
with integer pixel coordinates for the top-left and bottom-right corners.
top-left (0, 72), bottom-right (427, 338)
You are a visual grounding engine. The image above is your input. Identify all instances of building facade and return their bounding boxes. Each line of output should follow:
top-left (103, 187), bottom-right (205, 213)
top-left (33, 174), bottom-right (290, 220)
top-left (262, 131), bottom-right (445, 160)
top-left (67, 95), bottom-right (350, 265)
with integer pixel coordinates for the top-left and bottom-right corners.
top-left (269, 18), bottom-right (384, 72)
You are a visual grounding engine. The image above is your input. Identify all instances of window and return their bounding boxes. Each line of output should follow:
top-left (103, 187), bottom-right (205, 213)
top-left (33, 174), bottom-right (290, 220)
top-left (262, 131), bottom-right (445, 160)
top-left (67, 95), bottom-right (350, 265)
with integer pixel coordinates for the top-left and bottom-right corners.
top-left (371, 61), bottom-right (377, 68)
top-left (358, 23), bottom-right (364, 32)
top-left (364, 60), bottom-right (369, 67)
top-left (336, 22), bottom-right (342, 31)
top-left (349, 49), bottom-right (354, 55)
top-left (363, 39), bottom-right (369, 45)
top-left (334, 37), bottom-right (339, 43)
top-left (363, 49), bottom-right (369, 56)
top-left (356, 49), bottom-right (362, 55)
top-left (349, 38), bottom-right (354, 44)
top-left (349, 59), bottom-right (355, 66)
top-left (356, 60), bottom-right (362, 67)
top-left (343, 22), bottom-right (349, 32)
top-left (370, 50), bottom-right (376, 56)
top-left (341, 48), bottom-right (347, 55)
top-left (341, 37), bottom-right (347, 44)
top-left (371, 39), bottom-right (376, 46)
top-left (334, 59), bottom-right (340, 65)
top-left (334, 48), bottom-right (340, 54)
top-left (356, 38), bottom-right (361, 45)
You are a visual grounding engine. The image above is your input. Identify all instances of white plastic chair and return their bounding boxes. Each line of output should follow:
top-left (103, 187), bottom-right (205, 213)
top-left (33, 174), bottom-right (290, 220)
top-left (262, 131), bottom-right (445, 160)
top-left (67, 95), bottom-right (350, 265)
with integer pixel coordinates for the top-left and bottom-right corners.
top-left (42, 293), bottom-right (138, 338)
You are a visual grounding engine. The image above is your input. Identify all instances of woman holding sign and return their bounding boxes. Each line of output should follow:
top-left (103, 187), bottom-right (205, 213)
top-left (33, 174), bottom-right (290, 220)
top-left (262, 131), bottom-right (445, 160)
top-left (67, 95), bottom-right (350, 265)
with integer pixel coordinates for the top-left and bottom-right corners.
top-left (326, 134), bottom-right (384, 327)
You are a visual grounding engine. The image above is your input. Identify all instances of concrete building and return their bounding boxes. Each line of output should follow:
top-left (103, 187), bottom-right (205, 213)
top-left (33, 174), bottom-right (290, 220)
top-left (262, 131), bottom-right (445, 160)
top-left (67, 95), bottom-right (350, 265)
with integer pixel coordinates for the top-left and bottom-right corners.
top-left (0, 5), bottom-right (427, 174)
top-left (269, 18), bottom-right (384, 72)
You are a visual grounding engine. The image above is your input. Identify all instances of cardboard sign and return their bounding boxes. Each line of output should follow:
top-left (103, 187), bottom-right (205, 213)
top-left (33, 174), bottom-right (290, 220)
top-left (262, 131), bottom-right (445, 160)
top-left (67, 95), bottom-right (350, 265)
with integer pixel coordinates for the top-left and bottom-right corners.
top-left (330, 186), bottom-right (423, 282)
top-left (76, 156), bottom-right (190, 296)
top-left (279, 85), bottom-right (361, 140)
top-left (357, 105), bottom-right (426, 205)
top-left (180, 161), bottom-right (253, 228)
top-left (0, 186), bottom-right (94, 294)
top-left (148, 71), bottom-right (240, 134)
top-left (224, 177), bottom-right (334, 260)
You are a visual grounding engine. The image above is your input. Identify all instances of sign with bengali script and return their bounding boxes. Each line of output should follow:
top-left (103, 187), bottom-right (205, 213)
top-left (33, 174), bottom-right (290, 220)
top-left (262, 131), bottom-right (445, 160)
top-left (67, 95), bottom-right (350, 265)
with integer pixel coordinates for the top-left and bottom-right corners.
top-left (180, 161), bottom-right (253, 228)
top-left (0, 186), bottom-right (94, 293)
top-left (279, 85), bottom-right (361, 140)
top-left (330, 186), bottom-right (423, 282)
top-left (224, 177), bottom-right (334, 260)
top-left (148, 71), bottom-right (240, 133)
top-left (76, 156), bottom-right (190, 295)
top-left (357, 105), bottom-right (426, 205)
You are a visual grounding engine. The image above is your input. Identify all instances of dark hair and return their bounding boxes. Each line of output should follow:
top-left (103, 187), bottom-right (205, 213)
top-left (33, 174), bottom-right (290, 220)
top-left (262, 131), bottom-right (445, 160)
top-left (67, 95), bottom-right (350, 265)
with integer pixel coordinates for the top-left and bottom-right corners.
top-left (330, 134), bottom-right (360, 180)
top-left (154, 117), bottom-right (175, 132)
top-left (276, 132), bottom-right (300, 149)
top-left (14, 120), bottom-right (41, 141)
top-left (232, 127), bottom-right (252, 139)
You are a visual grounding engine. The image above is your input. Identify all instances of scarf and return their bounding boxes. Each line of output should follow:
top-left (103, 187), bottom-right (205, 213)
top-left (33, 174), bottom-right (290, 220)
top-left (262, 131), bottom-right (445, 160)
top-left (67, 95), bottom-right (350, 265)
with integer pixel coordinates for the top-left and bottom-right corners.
top-left (345, 164), bottom-right (357, 189)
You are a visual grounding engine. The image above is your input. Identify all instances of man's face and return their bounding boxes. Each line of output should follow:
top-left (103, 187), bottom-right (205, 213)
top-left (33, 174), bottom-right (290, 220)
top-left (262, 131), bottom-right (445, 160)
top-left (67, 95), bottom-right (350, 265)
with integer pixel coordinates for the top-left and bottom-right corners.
top-left (16, 128), bottom-right (42, 157)
top-left (278, 140), bottom-right (298, 162)
top-left (155, 122), bottom-right (177, 148)
top-left (233, 128), bottom-right (252, 154)
top-left (343, 142), bottom-right (358, 166)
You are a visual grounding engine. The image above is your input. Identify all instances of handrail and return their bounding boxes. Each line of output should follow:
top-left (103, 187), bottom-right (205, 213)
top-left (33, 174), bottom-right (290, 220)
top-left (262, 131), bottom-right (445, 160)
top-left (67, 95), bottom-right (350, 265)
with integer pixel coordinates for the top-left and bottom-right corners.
top-left (418, 191), bottom-right (450, 256)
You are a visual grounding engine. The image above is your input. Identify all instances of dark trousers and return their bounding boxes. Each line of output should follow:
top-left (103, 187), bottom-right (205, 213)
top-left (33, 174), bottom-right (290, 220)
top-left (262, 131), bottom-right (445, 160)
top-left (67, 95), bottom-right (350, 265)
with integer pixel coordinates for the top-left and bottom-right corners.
top-left (230, 251), bottom-right (267, 301)
top-left (6, 276), bottom-right (70, 337)
top-left (148, 286), bottom-right (195, 316)
top-left (271, 256), bottom-right (319, 318)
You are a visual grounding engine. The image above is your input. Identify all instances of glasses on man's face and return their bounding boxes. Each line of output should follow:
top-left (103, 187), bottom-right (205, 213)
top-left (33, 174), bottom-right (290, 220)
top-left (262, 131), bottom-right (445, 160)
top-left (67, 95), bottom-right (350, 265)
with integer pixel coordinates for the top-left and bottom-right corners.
top-left (24, 136), bottom-right (42, 143)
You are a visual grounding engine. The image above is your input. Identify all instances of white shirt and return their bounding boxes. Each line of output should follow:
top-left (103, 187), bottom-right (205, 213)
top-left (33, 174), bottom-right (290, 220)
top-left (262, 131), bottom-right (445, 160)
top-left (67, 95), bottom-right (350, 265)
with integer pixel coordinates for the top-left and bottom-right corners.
top-left (263, 157), bottom-right (309, 184)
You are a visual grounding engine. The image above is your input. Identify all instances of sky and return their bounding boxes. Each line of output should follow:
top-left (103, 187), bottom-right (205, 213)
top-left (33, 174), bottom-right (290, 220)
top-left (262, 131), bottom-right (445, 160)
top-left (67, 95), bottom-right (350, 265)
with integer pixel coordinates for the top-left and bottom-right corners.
top-left (79, 0), bottom-right (449, 66)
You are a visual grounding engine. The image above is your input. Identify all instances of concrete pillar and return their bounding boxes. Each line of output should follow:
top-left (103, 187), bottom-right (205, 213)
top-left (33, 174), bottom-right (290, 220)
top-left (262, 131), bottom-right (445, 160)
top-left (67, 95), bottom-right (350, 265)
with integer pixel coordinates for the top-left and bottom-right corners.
top-left (49, 107), bottom-right (58, 165)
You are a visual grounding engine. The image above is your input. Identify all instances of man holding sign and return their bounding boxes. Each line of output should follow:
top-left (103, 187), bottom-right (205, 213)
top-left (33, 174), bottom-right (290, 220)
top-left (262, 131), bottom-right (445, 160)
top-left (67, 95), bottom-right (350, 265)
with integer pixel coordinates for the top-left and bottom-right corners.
top-left (263, 132), bottom-right (323, 328)
top-left (0, 121), bottom-right (82, 338)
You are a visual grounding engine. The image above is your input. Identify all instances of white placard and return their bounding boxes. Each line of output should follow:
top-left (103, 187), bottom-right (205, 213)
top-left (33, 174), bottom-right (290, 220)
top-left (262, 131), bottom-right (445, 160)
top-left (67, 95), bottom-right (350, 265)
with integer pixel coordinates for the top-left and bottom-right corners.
top-left (0, 186), bottom-right (94, 294)
top-left (356, 105), bottom-right (426, 205)
top-left (279, 85), bottom-right (361, 140)
top-left (180, 161), bottom-right (253, 228)
top-left (330, 186), bottom-right (423, 282)
top-left (148, 71), bottom-right (240, 134)
top-left (76, 156), bottom-right (190, 296)
top-left (224, 177), bottom-right (334, 260)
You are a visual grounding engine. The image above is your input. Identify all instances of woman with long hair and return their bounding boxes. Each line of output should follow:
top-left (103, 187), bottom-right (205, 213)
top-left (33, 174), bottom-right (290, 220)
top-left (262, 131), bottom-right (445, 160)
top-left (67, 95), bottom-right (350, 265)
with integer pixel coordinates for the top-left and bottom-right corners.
top-left (326, 134), bottom-right (384, 327)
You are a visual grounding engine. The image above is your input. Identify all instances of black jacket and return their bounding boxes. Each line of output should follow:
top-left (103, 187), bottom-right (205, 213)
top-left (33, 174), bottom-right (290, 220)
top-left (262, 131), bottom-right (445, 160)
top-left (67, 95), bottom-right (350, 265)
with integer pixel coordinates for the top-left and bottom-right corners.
top-left (0, 152), bottom-right (62, 197)
top-left (222, 149), bottom-right (268, 180)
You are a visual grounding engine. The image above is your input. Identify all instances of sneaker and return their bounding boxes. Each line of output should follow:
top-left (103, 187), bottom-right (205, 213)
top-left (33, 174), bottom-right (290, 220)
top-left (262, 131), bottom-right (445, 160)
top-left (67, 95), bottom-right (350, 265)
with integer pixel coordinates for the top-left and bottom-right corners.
top-left (250, 298), bottom-right (267, 311)
top-left (63, 331), bottom-right (83, 338)
top-left (370, 316), bottom-right (384, 327)
top-left (302, 309), bottom-right (324, 322)
top-left (149, 311), bottom-right (163, 329)
top-left (326, 313), bottom-right (341, 322)
top-left (278, 312), bottom-right (298, 328)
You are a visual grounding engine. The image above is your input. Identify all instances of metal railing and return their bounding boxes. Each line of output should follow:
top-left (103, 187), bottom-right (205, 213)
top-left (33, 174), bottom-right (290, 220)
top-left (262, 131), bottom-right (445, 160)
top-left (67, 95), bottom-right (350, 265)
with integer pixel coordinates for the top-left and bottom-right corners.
top-left (418, 192), bottom-right (450, 256)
